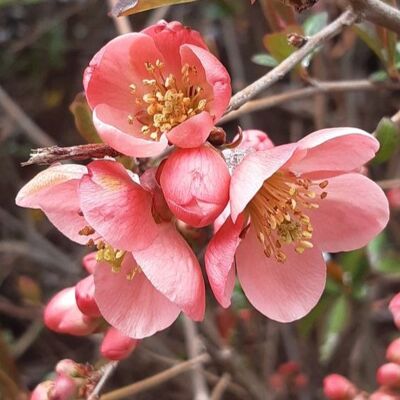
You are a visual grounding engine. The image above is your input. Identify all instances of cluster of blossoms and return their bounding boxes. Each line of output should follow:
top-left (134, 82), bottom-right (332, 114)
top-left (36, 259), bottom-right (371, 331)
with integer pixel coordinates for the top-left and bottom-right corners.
top-left (17, 20), bottom-right (389, 365)
top-left (324, 294), bottom-right (400, 400)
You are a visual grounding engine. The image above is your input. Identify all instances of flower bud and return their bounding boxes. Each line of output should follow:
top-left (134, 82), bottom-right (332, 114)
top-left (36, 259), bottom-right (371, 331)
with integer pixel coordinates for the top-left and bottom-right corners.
top-left (323, 374), bottom-right (358, 400)
top-left (82, 252), bottom-right (96, 274)
top-left (278, 361), bottom-right (300, 377)
top-left (31, 381), bottom-right (53, 400)
top-left (389, 293), bottom-right (400, 329)
top-left (237, 130), bottom-right (274, 151)
top-left (44, 287), bottom-right (99, 336)
top-left (50, 374), bottom-right (78, 400)
top-left (370, 388), bottom-right (399, 400)
top-left (386, 338), bottom-right (400, 364)
top-left (55, 359), bottom-right (82, 377)
top-left (160, 145), bottom-right (230, 228)
top-left (377, 363), bottom-right (400, 388)
top-left (100, 327), bottom-right (139, 360)
top-left (75, 276), bottom-right (101, 318)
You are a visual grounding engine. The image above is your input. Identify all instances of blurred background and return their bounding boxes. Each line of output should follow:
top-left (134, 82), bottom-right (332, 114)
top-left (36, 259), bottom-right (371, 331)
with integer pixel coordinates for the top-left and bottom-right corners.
top-left (1, 0), bottom-right (400, 398)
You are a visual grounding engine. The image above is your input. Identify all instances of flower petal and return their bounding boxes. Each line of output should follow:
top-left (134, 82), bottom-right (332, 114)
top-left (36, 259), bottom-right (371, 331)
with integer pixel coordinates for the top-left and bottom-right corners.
top-left (230, 143), bottom-right (297, 221)
top-left (93, 104), bottom-right (168, 157)
top-left (308, 173), bottom-right (389, 252)
top-left (288, 127), bottom-right (379, 175)
top-left (16, 164), bottom-right (94, 244)
top-left (79, 160), bottom-right (159, 251)
top-left (94, 254), bottom-right (180, 338)
top-left (133, 223), bottom-right (205, 321)
top-left (236, 227), bottom-right (326, 322)
top-left (205, 215), bottom-right (244, 307)
top-left (166, 111), bottom-right (215, 149)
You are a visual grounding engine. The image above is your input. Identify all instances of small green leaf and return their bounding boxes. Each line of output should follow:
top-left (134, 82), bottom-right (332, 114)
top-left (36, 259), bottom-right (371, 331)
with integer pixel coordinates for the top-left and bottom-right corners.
top-left (251, 53), bottom-right (278, 67)
top-left (111, 0), bottom-right (197, 16)
top-left (69, 93), bottom-right (101, 144)
top-left (264, 30), bottom-right (296, 63)
top-left (373, 117), bottom-right (400, 164)
top-left (303, 12), bottom-right (328, 36)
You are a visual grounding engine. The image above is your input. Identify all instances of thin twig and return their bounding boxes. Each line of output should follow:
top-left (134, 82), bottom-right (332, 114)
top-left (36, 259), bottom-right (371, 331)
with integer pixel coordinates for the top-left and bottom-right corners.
top-left (220, 80), bottom-right (399, 124)
top-left (182, 317), bottom-right (210, 400)
top-left (88, 362), bottom-right (119, 400)
top-left (100, 354), bottom-right (210, 400)
top-left (210, 373), bottom-right (231, 400)
top-left (0, 85), bottom-right (55, 147)
top-left (348, 0), bottom-right (400, 34)
top-left (225, 9), bottom-right (358, 113)
top-left (376, 178), bottom-right (400, 189)
top-left (107, 0), bottom-right (132, 34)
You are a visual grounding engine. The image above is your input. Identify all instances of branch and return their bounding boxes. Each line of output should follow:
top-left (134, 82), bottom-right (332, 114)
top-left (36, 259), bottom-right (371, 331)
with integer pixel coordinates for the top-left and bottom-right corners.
top-left (210, 374), bottom-right (231, 400)
top-left (100, 354), bottom-right (210, 400)
top-left (220, 79), bottom-right (400, 124)
top-left (107, 0), bottom-right (132, 34)
top-left (88, 362), bottom-right (119, 400)
top-left (21, 143), bottom-right (121, 166)
top-left (348, 0), bottom-right (400, 34)
top-left (225, 9), bottom-right (358, 113)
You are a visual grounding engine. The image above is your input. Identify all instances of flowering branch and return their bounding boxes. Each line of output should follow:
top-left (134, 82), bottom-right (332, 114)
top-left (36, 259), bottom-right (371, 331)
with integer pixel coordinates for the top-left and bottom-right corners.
top-left (100, 354), bottom-right (210, 400)
top-left (225, 9), bottom-right (358, 113)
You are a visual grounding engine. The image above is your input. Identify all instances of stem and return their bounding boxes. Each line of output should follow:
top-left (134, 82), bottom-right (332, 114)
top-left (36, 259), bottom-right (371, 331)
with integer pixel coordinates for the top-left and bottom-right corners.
top-left (100, 354), bottom-right (210, 400)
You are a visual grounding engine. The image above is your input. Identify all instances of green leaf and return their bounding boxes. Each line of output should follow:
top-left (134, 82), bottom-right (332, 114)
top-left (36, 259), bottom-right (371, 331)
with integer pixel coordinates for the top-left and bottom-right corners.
top-left (111, 0), bottom-right (197, 16)
top-left (264, 30), bottom-right (296, 63)
top-left (251, 53), bottom-right (278, 67)
top-left (303, 12), bottom-right (328, 36)
top-left (69, 93), bottom-right (101, 144)
top-left (368, 232), bottom-right (400, 275)
top-left (372, 117), bottom-right (400, 164)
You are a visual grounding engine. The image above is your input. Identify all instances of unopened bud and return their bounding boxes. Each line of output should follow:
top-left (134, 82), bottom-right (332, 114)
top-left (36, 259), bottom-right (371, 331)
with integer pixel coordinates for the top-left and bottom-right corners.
top-left (386, 338), bottom-right (400, 364)
top-left (278, 361), bottom-right (300, 376)
top-left (389, 293), bottom-right (400, 329)
top-left (377, 363), bottom-right (400, 388)
top-left (31, 381), bottom-right (53, 400)
top-left (75, 276), bottom-right (101, 318)
top-left (370, 388), bottom-right (400, 400)
top-left (100, 327), bottom-right (139, 360)
top-left (50, 374), bottom-right (77, 400)
top-left (323, 374), bottom-right (358, 400)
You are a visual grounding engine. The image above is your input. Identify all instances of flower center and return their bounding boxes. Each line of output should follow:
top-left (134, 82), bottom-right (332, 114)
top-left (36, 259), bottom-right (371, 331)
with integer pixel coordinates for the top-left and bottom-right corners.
top-left (128, 60), bottom-right (208, 141)
top-left (248, 171), bottom-right (328, 263)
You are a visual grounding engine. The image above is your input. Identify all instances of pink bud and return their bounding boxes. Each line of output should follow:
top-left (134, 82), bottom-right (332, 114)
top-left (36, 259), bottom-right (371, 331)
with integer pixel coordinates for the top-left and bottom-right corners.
top-left (82, 252), bottom-right (96, 274)
top-left (389, 293), bottom-right (400, 329)
top-left (50, 374), bottom-right (77, 400)
top-left (75, 276), bottom-right (101, 318)
top-left (100, 327), bottom-right (139, 360)
top-left (31, 381), bottom-right (53, 400)
top-left (160, 145), bottom-right (230, 228)
top-left (370, 388), bottom-right (400, 400)
top-left (44, 287), bottom-right (99, 336)
top-left (386, 338), bottom-right (400, 364)
top-left (55, 359), bottom-right (81, 377)
top-left (237, 129), bottom-right (274, 151)
top-left (323, 374), bottom-right (358, 400)
top-left (377, 363), bottom-right (400, 388)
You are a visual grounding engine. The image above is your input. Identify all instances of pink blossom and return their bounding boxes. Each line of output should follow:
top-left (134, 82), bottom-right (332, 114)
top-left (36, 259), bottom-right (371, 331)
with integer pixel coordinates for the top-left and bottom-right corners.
top-left (31, 381), bottom-right (53, 400)
top-left (101, 327), bottom-right (139, 360)
top-left (206, 128), bottom-right (389, 322)
top-left (44, 287), bottom-right (99, 336)
top-left (84, 20), bottom-right (231, 157)
top-left (387, 338), bottom-right (400, 364)
top-left (323, 374), bottom-right (358, 400)
top-left (17, 161), bottom-right (205, 338)
top-left (377, 363), bottom-right (400, 388)
top-left (236, 129), bottom-right (274, 151)
top-left (389, 293), bottom-right (400, 329)
top-left (159, 145), bottom-right (230, 227)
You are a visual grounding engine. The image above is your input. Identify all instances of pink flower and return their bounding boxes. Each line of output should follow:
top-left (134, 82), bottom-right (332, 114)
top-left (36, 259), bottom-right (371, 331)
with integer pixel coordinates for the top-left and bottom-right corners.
top-left (44, 287), bottom-right (100, 336)
top-left (84, 20), bottom-right (231, 157)
top-left (389, 293), bottom-right (400, 329)
top-left (206, 128), bottom-right (389, 322)
top-left (387, 338), bottom-right (400, 364)
top-left (17, 161), bottom-right (205, 338)
top-left (323, 374), bottom-right (358, 400)
top-left (159, 145), bottom-right (230, 227)
top-left (101, 327), bottom-right (139, 360)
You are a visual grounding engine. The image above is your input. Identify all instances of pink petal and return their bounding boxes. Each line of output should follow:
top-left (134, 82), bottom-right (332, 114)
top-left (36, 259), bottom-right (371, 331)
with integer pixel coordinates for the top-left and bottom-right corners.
top-left (79, 160), bottom-right (159, 251)
top-left (75, 275), bottom-right (101, 318)
top-left (133, 223), bottom-right (205, 321)
top-left (93, 104), bottom-right (168, 157)
top-left (288, 127), bottom-right (379, 175)
top-left (166, 111), bottom-right (214, 149)
top-left (236, 227), bottom-right (326, 322)
top-left (180, 44), bottom-right (231, 120)
top-left (16, 164), bottom-right (95, 244)
top-left (160, 146), bottom-right (230, 228)
top-left (82, 252), bottom-right (97, 274)
top-left (308, 173), bottom-right (389, 253)
top-left (205, 215), bottom-right (244, 307)
top-left (84, 33), bottom-right (164, 111)
top-left (94, 254), bottom-right (180, 338)
top-left (238, 130), bottom-right (275, 151)
top-left (230, 143), bottom-right (297, 221)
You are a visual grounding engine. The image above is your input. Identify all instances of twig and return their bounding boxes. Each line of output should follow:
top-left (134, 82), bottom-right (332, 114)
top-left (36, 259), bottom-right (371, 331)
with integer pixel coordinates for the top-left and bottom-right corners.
top-left (21, 143), bottom-right (121, 166)
top-left (107, 0), bottom-right (132, 34)
top-left (0, 295), bottom-right (40, 320)
top-left (348, 0), bottom-right (400, 35)
top-left (100, 354), bottom-right (210, 400)
top-left (0, 85), bottom-right (55, 147)
top-left (210, 373), bottom-right (231, 400)
top-left (182, 317), bottom-right (210, 400)
top-left (225, 9), bottom-right (358, 113)
top-left (220, 80), bottom-right (399, 124)
top-left (88, 362), bottom-right (119, 400)
top-left (376, 178), bottom-right (400, 189)
top-left (11, 319), bottom-right (43, 358)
